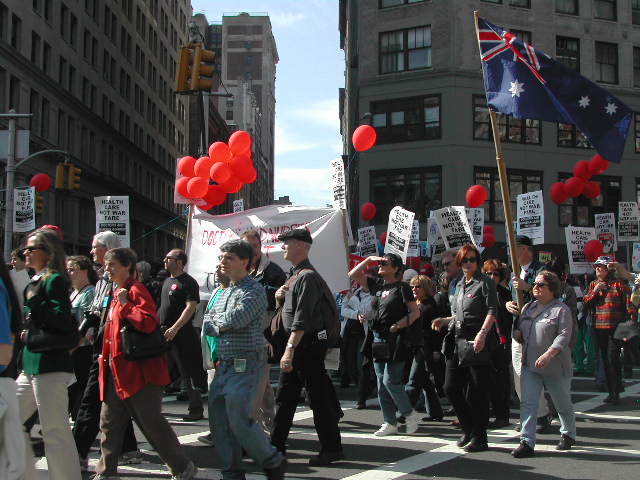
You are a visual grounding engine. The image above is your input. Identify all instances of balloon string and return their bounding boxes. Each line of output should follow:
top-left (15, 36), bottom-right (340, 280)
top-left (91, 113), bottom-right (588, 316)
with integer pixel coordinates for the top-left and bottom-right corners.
top-left (131, 215), bottom-right (183, 243)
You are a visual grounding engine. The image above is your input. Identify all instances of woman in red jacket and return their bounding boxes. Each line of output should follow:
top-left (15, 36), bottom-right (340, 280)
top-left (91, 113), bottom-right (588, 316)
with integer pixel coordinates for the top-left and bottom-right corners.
top-left (93, 248), bottom-right (196, 480)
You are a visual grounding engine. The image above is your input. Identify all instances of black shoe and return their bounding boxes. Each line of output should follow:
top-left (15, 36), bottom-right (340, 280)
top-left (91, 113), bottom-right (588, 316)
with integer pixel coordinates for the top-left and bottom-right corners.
top-left (464, 440), bottom-right (488, 453)
top-left (197, 433), bottom-right (214, 446)
top-left (182, 411), bottom-right (204, 421)
top-left (512, 441), bottom-right (535, 458)
top-left (556, 434), bottom-right (576, 450)
top-left (456, 433), bottom-right (472, 447)
top-left (536, 414), bottom-right (551, 434)
top-left (489, 418), bottom-right (510, 429)
top-left (264, 459), bottom-right (287, 480)
top-left (176, 391), bottom-right (189, 401)
top-left (308, 450), bottom-right (344, 466)
top-left (603, 394), bottom-right (620, 405)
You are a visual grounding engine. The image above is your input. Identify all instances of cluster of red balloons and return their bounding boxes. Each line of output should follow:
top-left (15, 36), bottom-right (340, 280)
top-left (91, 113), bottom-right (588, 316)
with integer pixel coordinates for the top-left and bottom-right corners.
top-left (352, 125), bottom-right (377, 152)
top-left (361, 202), bottom-right (377, 221)
top-left (175, 131), bottom-right (256, 210)
top-left (584, 239), bottom-right (604, 262)
top-left (550, 154), bottom-right (608, 205)
top-left (466, 185), bottom-right (488, 208)
top-left (482, 225), bottom-right (496, 248)
top-left (29, 173), bottom-right (52, 192)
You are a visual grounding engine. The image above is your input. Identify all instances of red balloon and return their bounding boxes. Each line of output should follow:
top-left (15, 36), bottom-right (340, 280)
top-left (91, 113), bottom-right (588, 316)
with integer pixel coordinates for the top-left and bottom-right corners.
top-left (584, 239), bottom-right (604, 263)
top-left (245, 167), bottom-right (257, 183)
top-left (186, 177), bottom-right (208, 198)
top-left (194, 156), bottom-right (214, 179)
top-left (361, 202), bottom-right (377, 221)
top-left (573, 160), bottom-right (592, 180)
top-left (204, 185), bottom-right (226, 206)
top-left (589, 154), bottom-right (609, 175)
top-left (564, 176), bottom-right (585, 197)
top-left (230, 155), bottom-right (253, 177)
top-left (178, 156), bottom-right (197, 177)
top-left (197, 202), bottom-right (214, 211)
top-left (219, 177), bottom-right (243, 194)
top-left (175, 177), bottom-right (190, 197)
top-left (352, 125), bottom-right (377, 152)
top-left (550, 182), bottom-right (569, 205)
top-left (482, 233), bottom-right (496, 248)
top-left (29, 173), bottom-right (52, 192)
top-left (229, 130), bottom-right (252, 156)
top-left (583, 180), bottom-right (601, 199)
top-left (236, 166), bottom-right (257, 183)
top-left (210, 162), bottom-right (232, 183)
top-left (466, 185), bottom-right (488, 208)
top-left (379, 231), bottom-right (387, 246)
top-left (483, 225), bottom-right (494, 235)
top-left (208, 142), bottom-right (232, 164)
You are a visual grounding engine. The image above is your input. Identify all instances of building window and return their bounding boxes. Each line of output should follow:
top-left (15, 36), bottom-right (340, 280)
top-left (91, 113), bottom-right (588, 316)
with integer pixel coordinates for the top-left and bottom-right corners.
top-left (556, 36), bottom-right (580, 72)
top-left (635, 113), bottom-right (640, 153)
top-left (11, 14), bottom-right (21, 50)
top-left (379, 26), bottom-right (431, 74)
top-left (634, 0), bottom-right (640, 25)
top-left (371, 95), bottom-right (441, 144)
top-left (557, 123), bottom-right (591, 148)
top-left (558, 173), bottom-right (620, 226)
top-left (474, 167), bottom-right (543, 223)
top-left (555, 0), bottom-right (578, 15)
top-left (481, 0), bottom-right (502, 3)
top-left (595, 42), bottom-right (618, 84)
top-left (594, 0), bottom-right (616, 21)
top-left (473, 95), bottom-right (541, 144)
top-left (370, 167), bottom-right (442, 223)
top-left (30, 31), bottom-right (41, 64)
top-left (509, 0), bottom-right (530, 7)
top-left (635, 48), bottom-right (640, 88)
top-left (380, 0), bottom-right (426, 7)
top-left (225, 110), bottom-right (233, 120)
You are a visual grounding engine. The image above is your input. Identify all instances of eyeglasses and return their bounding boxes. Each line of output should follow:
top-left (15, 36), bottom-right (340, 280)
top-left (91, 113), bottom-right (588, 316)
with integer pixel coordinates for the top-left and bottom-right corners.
top-left (461, 257), bottom-right (477, 264)
top-left (23, 246), bottom-right (45, 253)
top-left (533, 282), bottom-right (548, 288)
top-left (485, 271), bottom-right (500, 277)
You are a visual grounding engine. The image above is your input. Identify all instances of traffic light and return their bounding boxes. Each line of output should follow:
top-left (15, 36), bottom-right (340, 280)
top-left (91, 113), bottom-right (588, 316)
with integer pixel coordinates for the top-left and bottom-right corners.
top-left (67, 164), bottom-right (81, 190)
top-left (35, 193), bottom-right (44, 215)
top-left (55, 162), bottom-right (66, 189)
top-left (176, 47), bottom-right (193, 93)
top-left (190, 44), bottom-right (216, 91)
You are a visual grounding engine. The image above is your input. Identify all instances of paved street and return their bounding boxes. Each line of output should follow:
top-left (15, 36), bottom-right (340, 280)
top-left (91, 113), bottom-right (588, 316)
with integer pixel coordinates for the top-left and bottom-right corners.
top-left (35, 368), bottom-right (640, 480)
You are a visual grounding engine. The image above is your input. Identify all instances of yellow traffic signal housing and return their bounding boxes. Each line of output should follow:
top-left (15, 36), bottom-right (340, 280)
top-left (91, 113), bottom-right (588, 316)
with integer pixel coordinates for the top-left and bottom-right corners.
top-left (190, 44), bottom-right (216, 91)
top-left (67, 165), bottom-right (81, 190)
top-left (55, 163), bottom-right (66, 189)
top-left (35, 193), bottom-right (44, 215)
top-left (176, 47), bottom-right (193, 93)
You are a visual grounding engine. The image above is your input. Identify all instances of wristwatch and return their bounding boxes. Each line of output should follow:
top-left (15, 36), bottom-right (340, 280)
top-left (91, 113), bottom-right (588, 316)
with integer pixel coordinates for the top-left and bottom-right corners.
top-left (286, 343), bottom-right (296, 349)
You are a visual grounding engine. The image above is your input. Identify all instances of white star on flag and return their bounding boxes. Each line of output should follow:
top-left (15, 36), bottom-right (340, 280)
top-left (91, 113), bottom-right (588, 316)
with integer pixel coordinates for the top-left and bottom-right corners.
top-left (605, 102), bottom-right (618, 115)
top-left (509, 80), bottom-right (525, 98)
top-left (578, 96), bottom-right (590, 108)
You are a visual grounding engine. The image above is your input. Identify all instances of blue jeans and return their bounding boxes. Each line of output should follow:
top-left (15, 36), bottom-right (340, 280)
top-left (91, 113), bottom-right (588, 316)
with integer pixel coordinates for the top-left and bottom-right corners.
top-left (374, 360), bottom-right (414, 425)
top-left (209, 352), bottom-right (282, 480)
top-left (520, 366), bottom-right (576, 448)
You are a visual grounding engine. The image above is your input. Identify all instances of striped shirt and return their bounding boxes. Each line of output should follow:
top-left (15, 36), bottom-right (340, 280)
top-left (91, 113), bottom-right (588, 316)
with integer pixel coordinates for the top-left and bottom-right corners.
top-left (203, 275), bottom-right (267, 359)
top-left (583, 280), bottom-right (636, 329)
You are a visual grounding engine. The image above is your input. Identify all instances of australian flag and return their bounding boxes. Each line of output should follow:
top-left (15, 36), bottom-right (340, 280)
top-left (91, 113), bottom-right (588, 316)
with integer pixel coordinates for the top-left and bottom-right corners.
top-left (477, 16), bottom-right (631, 163)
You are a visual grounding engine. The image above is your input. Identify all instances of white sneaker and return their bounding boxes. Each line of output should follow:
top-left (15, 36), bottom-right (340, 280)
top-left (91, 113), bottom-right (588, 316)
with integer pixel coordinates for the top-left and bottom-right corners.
top-left (374, 423), bottom-right (398, 437)
top-left (405, 411), bottom-right (421, 434)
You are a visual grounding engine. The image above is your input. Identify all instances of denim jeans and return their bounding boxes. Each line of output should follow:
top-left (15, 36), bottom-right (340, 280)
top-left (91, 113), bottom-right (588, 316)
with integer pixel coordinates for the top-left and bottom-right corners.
top-left (520, 366), bottom-right (576, 449)
top-left (209, 352), bottom-right (282, 480)
top-left (374, 360), bottom-right (414, 425)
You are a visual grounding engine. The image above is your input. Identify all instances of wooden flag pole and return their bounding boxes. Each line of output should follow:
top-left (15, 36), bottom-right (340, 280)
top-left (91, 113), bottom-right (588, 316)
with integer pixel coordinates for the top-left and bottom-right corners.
top-left (474, 11), bottom-right (524, 309)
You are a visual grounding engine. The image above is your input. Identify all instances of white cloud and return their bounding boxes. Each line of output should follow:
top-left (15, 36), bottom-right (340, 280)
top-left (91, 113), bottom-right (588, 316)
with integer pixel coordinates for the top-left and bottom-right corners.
top-left (292, 98), bottom-right (340, 129)
top-left (274, 123), bottom-right (321, 155)
top-left (270, 12), bottom-right (305, 28)
top-left (275, 167), bottom-right (331, 207)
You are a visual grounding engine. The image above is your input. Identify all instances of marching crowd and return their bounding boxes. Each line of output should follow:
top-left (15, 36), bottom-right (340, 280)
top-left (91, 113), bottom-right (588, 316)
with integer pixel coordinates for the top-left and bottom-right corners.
top-left (0, 225), bottom-right (639, 479)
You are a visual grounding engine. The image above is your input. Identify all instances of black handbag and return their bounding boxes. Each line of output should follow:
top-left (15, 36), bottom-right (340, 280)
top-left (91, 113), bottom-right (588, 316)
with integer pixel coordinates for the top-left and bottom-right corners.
top-left (456, 338), bottom-right (492, 367)
top-left (120, 321), bottom-right (169, 360)
top-left (371, 341), bottom-right (391, 362)
top-left (264, 307), bottom-right (288, 364)
top-left (613, 320), bottom-right (640, 341)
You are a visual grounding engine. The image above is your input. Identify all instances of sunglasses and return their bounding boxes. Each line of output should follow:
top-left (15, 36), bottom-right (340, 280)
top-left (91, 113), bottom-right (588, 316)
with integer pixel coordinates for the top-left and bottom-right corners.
top-left (533, 282), bottom-right (548, 288)
top-left (378, 260), bottom-right (388, 266)
top-left (461, 257), bottom-right (477, 264)
top-left (23, 246), bottom-right (45, 253)
top-left (485, 271), bottom-right (500, 277)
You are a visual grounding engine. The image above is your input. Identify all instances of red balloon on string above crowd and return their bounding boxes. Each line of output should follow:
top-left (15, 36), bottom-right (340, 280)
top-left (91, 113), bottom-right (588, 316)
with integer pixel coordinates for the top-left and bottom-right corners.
top-left (361, 202), bottom-right (377, 221)
top-left (29, 173), bottom-right (52, 192)
top-left (466, 185), bottom-right (488, 208)
top-left (352, 125), bottom-right (377, 152)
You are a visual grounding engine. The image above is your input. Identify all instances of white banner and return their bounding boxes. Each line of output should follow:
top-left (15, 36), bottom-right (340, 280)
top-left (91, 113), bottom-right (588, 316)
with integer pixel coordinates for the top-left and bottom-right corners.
top-left (433, 206), bottom-right (475, 250)
top-left (95, 196), bottom-right (130, 247)
top-left (595, 212), bottom-right (617, 253)
top-left (618, 202), bottom-right (639, 242)
top-left (427, 217), bottom-right (446, 262)
top-left (384, 206), bottom-right (415, 262)
top-left (407, 220), bottom-right (420, 257)
top-left (233, 199), bottom-right (244, 212)
top-left (516, 190), bottom-right (544, 244)
top-left (330, 158), bottom-right (346, 210)
top-left (13, 187), bottom-right (35, 233)
top-left (187, 205), bottom-right (350, 301)
top-left (357, 226), bottom-right (377, 257)
top-left (565, 226), bottom-right (596, 274)
top-left (465, 208), bottom-right (484, 245)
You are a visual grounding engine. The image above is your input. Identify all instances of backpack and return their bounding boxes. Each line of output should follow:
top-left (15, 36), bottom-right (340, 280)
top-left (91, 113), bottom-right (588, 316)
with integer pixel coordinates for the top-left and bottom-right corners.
top-left (315, 273), bottom-right (342, 349)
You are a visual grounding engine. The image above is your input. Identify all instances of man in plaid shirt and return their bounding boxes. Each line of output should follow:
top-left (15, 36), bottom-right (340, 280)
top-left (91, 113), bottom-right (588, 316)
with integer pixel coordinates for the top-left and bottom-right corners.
top-left (582, 256), bottom-right (637, 405)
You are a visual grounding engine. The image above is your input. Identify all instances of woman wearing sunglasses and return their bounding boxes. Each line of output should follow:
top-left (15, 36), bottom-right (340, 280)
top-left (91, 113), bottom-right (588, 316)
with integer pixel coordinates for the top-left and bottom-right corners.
top-left (511, 271), bottom-right (576, 458)
top-left (442, 244), bottom-right (498, 453)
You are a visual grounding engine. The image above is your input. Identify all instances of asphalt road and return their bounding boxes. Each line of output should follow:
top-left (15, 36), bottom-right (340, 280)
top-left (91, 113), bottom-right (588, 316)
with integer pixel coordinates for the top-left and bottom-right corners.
top-left (35, 368), bottom-right (640, 480)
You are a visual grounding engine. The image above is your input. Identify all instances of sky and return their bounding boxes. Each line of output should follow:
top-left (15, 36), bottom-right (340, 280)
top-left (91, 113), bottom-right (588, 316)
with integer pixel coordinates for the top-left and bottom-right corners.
top-left (192, 0), bottom-right (344, 206)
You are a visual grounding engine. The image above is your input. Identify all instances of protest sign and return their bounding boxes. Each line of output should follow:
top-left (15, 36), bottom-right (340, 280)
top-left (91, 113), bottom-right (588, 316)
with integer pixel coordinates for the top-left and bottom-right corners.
top-left (187, 205), bottom-right (350, 300)
top-left (427, 217), bottom-right (446, 261)
top-left (516, 190), bottom-right (544, 244)
top-left (13, 187), bottom-right (36, 233)
top-left (407, 220), bottom-right (420, 257)
top-left (330, 158), bottom-right (346, 210)
top-left (618, 202), bottom-right (639, 242)
top-left (595, 212), bottom-right (617, 253)
top-left (538, 251), bottom-right (553, 264)
top-left (565, 226), bottom-right (596, 274)
top-left (465, 208), bottom-right (484, 245)
top-left (357, 226), bottom-right (377, 257)
top-left (233, 199), bottom-right (244, 212)
top-left (95, 196), bottom-right (130, 247)
top-left (384, 206), bottom-right (415, 262)
top-left (433, 206), bottom-right (475, 250)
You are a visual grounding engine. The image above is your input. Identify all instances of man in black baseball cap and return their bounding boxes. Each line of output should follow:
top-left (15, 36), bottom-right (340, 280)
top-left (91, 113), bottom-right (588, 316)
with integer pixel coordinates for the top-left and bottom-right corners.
top-left (277, 228), bottom-right (313, 244)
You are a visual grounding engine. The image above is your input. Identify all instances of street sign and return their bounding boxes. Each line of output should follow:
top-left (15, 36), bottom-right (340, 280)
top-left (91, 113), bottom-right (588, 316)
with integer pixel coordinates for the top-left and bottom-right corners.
top-left (0, 130), bottom-right (30, 159)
